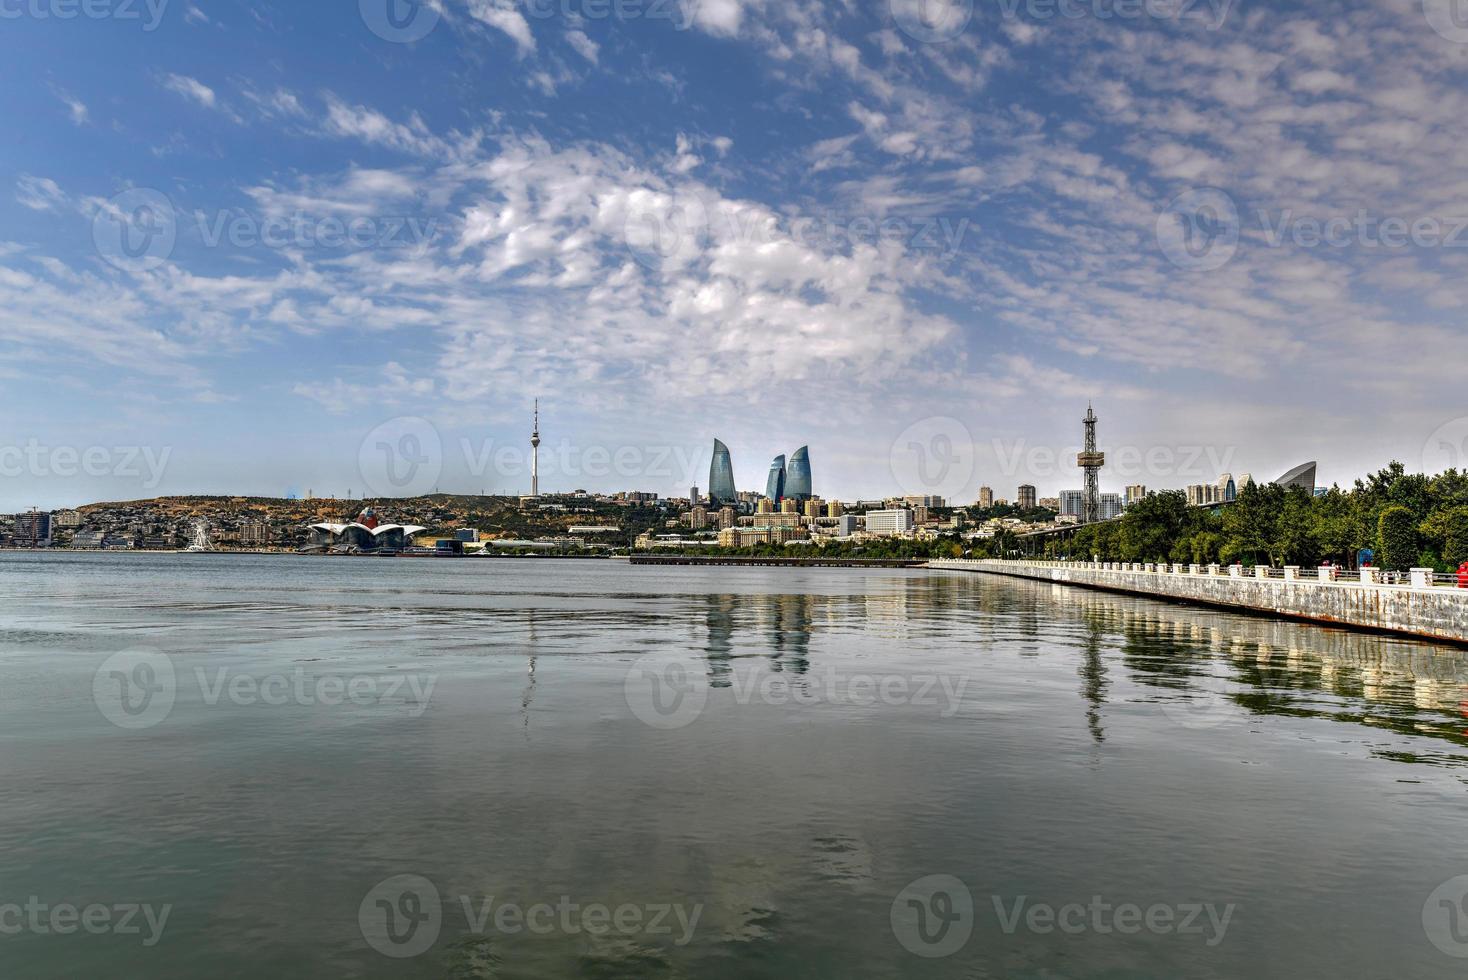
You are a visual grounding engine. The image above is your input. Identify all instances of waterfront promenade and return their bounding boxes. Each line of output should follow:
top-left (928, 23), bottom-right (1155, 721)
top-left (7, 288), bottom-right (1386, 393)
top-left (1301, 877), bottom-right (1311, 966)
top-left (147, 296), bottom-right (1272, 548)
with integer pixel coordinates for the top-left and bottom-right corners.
top-left (629, 555), bottom-right (924, 567)
top-left (931, 558), bottom-right (1468, 645)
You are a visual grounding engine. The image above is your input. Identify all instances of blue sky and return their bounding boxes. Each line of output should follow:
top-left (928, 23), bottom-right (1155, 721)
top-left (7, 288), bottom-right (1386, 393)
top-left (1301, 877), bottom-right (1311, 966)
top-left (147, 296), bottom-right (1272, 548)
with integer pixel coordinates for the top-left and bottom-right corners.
top-left (4, 0), bottom-right (1468, 509)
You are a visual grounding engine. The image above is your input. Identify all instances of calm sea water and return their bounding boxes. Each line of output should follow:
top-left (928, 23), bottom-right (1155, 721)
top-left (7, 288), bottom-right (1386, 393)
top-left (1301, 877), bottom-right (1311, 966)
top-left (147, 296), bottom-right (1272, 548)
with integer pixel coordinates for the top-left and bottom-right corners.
top-left (2, 552), bottom-right (1468, 978)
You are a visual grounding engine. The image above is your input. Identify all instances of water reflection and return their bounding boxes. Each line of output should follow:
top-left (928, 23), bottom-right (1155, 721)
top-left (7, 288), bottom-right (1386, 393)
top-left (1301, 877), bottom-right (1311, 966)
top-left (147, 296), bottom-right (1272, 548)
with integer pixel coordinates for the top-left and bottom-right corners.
top-left (676, 571), bottom-right (1468, 764)
top-left (1007, 576), bottom-right (1468, 762)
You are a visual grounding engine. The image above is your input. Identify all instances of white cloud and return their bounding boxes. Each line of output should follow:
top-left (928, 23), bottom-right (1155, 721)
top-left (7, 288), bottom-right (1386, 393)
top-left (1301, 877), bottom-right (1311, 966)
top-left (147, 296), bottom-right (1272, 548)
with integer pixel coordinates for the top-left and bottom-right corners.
top-left (465, 0), bottom-right (536, 55)
top-left (15, 175), bottom-right (67, 212)
top-left (565, 29), bottom-right (598, 64)
top-left (162, 73), bottom-right (217, 108)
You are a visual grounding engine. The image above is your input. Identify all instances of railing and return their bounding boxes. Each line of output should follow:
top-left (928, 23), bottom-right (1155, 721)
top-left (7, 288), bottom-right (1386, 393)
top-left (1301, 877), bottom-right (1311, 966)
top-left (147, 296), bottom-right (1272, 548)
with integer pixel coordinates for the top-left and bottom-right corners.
top-left (936, 558), bottom-right (1468, 590)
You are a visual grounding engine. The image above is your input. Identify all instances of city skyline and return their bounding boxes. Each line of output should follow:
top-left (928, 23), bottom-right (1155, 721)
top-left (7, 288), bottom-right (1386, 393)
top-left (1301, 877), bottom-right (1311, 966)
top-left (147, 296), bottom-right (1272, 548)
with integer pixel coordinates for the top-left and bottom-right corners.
top-left (0, 394), bottom-right (1362, 511)
top-left (4, 3), bottom-right (1467, 510)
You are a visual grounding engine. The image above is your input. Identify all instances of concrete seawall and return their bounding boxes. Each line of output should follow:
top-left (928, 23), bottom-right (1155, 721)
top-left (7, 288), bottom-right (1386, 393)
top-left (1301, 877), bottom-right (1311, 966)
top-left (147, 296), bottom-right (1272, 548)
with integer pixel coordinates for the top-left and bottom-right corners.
top-left (929, 559), bottom-right (1468, 645)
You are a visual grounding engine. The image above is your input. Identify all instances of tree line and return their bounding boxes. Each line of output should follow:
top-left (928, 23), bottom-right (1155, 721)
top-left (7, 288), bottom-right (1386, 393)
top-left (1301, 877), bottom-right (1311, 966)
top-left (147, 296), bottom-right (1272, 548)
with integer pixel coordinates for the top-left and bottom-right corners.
top-left (1013, 463), bottom-right (1468, 571)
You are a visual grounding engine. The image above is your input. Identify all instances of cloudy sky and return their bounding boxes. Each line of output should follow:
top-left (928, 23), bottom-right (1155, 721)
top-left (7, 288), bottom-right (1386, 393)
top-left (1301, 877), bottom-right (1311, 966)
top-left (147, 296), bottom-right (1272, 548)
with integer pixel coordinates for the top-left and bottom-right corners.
top-left (4, 0), bottom-right (1468, 509)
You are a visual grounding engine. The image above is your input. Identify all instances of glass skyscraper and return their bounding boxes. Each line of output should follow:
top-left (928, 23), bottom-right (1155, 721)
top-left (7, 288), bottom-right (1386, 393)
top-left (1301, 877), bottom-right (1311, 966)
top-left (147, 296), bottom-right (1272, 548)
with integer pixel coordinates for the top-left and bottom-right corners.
top-left (765, 454), bottom-right (787, 501)
top-left (785, 446), bottom-right (812, 501)
top-left (709, 439), bottom-right (737, 504)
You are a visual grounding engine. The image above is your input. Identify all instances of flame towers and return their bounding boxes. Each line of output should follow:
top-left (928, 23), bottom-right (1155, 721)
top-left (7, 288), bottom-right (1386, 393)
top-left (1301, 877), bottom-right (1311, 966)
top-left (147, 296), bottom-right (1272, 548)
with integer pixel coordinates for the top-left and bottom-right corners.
top-left (785, 446), bottom-right (812, 501)
top-left (709, 439), bottom-right (737, 504)
top-left (765, 454), bottom-right (787, 501)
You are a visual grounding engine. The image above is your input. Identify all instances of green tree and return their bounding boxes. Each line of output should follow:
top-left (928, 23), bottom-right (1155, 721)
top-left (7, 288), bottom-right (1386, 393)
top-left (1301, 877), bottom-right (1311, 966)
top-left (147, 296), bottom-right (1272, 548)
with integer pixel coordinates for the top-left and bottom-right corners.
top-left (1377, 505), bottom-right (1418, 571)
top-left (1271, 487), bottom-right (1319, 566)
top-left (1222, 480), bottom-right (1284, 565)
top-left (1423, 505), bottom-right (1468, 566)
top-left (1117, 490), bottom-right (1188, 561)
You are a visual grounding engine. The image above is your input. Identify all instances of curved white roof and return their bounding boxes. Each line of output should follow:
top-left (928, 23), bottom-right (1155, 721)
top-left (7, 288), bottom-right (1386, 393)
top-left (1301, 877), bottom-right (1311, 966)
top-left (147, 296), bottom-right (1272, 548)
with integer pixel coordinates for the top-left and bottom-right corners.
top-left (309, 522), bottom-right (428, 537)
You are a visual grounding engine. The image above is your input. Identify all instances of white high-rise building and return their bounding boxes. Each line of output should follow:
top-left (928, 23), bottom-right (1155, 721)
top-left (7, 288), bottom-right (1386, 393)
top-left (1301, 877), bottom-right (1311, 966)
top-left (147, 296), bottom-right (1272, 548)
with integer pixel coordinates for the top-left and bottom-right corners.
top-left (864, 509), bottom-right (914, 536)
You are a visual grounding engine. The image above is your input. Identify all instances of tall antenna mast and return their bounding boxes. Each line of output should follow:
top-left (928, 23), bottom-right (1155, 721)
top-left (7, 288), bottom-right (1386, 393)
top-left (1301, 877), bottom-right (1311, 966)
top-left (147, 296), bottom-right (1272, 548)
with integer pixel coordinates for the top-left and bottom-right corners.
top-left (530, 398), bottom-right (541, 498)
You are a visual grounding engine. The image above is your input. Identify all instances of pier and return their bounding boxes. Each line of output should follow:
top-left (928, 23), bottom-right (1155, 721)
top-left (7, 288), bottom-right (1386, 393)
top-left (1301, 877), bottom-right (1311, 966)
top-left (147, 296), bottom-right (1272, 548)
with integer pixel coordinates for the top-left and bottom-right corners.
top-left (629, 555), bottom-right (925, 568)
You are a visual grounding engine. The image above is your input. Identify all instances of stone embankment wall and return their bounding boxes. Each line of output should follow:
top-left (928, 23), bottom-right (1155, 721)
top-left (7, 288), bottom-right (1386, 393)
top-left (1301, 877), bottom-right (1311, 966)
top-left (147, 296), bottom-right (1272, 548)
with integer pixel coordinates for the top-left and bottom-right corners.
top-left (930, 559), bottom-right (1468, 645)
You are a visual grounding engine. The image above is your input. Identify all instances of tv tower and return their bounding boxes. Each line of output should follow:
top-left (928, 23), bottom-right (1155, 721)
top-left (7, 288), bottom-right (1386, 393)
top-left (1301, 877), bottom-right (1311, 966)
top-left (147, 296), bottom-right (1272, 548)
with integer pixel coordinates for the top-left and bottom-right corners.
top-left (1077, 403), bottom-right (1104, 524)
top-left (530, 398), bottom-right (541, 498)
